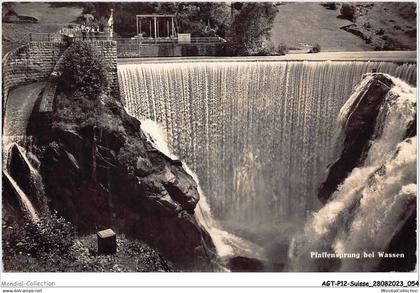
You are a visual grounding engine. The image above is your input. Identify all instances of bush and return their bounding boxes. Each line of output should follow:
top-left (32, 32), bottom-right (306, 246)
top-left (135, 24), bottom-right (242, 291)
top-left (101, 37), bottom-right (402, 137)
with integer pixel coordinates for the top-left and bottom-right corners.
top-left (227, 3), bottom-right (279, 56)
top-left (3, 212), bottom-right (75, 259)
top-left (277, 43), bottom-right (289, 55)
top-left (325, 2), bottom-right (338, 10)
top-left (309, 43), bottom-right (321, 53)
top-left (247, 41), bottom-right (288, 56)
top-left (59, 41), bottom-right (108, 100)
top-left (3, 212), bottom-right (76, 271)
top-left (340, 3), bottom-right (357, 21)
top-left (2, 216), bottom-right (174, 272)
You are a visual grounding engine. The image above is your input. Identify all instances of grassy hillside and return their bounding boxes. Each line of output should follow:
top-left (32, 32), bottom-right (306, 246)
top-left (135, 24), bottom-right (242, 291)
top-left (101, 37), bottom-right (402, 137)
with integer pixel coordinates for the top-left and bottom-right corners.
top-left (2, 2), bottom-right (416, 56)
top-left (271, 2), bottom-right (416, 52)
top-left (271, 3), bottom-right (371, 51)
top-left (2, 2), bottom-right (82, 56)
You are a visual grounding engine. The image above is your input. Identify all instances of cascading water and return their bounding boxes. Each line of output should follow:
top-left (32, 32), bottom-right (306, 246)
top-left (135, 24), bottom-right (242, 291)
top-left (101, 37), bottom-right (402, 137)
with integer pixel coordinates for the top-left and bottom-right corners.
top-left (140, 119), bottom-right (264, 261)
top-left (289, 75), bottom-right (416, 271)
top-left (4, 170), bottom-right (39, 222)
top-left (118, 60), bottom-right (416, 234)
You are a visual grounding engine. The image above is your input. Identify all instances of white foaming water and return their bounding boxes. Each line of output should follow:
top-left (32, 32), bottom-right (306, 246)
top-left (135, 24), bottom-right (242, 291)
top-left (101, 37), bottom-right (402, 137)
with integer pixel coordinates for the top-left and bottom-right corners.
top-left (3, 143), bottom-right (43, 222)
top-left (289, 75), bottom-right (416, 271)
top-left (119, 60), bottom-right (416, 230)
top-left (140, 119), bottom-right (262, 260)
top-left (4, 170), bottom-right (39, 222)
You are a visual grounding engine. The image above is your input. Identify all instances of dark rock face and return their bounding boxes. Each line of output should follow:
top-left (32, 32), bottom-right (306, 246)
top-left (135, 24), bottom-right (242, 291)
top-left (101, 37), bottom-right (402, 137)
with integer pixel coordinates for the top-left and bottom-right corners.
top-left (227, 256), bottom-right (264, 272)
top-left (378, 209), bottom-right (416, 272)
top-left (8, 144), bottom-right (46, 211)
top-left (2, 171), bottom-right (25, 224)
top-left (34, 98), bottom-right (216, 271)
top-left (317, 73), bottom-right (416, 272)
top-left (404, 115), bottom-right (416, 139)
top-left (318, 74), bottom-right (393, 204)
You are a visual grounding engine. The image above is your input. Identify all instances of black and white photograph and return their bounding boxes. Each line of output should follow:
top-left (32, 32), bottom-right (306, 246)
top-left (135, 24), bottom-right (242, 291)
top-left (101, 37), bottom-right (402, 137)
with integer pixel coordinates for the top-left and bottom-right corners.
top-left (1, 0), bottom-right (418, 288)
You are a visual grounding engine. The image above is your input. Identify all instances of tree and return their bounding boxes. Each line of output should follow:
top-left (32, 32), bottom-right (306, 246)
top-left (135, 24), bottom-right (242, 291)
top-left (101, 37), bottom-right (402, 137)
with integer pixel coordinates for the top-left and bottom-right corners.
top-left (309, 43), bottom-right (321, 53)
top-left (227, 3), bottom-right (279, 55)
top-left (59, 41), bottom-right (108, 99)
top-left (340, 3), bottom-right (357, 22)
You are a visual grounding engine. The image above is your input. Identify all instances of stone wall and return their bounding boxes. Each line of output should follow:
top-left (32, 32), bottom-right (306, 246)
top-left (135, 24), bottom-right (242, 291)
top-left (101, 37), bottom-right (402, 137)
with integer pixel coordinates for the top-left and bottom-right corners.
top-left (3, 40), bottom-right (119, 115)
top-left (2, 42), bottom-right (67, 111)
top-left (97, 41), bottom-right (119, 98)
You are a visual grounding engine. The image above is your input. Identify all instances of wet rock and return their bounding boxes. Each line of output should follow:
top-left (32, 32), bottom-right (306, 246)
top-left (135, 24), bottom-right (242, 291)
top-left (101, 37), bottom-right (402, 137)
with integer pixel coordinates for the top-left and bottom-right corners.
top-left (2, 171), bottom-right (25, 224)
top-left (135, 156), bottom-right (153, 176)
top-left (8, 144), bottom-right (44, 210)
top-left (404, 116), bottom-right (416, 139)
top-left (378, 209), bottom-right (416, 272)
top-left (161, 166), bottom-right (200, 213)
top-left (318, 74), bottom-right (393, 203)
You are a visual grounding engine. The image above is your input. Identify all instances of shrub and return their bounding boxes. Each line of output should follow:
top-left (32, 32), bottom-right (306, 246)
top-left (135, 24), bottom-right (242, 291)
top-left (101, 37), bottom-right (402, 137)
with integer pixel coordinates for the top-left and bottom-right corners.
top-left (59, 41), bottom-right (108, 100)
top-left (3, 212), bottom-right (75, 259)
top-left (327, 3), bottom-right (338, 10)
top-left (277, 43), bottom-right (289, 55)
top-left (227, 3), bottom-right (279, 56)
top-left (248, 41), bottom-right (288, 56)
top-left (82, 3), bottom-right (96, 14)
top-left (309, 43), bottom-right (321, 53)
top-left (340, 3), bottom-right (357, 22)
top-left (3, 212), bottom-right (76, 271)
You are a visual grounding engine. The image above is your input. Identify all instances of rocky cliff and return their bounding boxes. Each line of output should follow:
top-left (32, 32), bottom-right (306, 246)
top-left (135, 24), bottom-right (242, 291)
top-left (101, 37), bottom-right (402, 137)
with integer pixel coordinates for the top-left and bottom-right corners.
top-left (5, 89), bottom-right (217, 271)
top-left (315, 73), bottom-right (416, 271)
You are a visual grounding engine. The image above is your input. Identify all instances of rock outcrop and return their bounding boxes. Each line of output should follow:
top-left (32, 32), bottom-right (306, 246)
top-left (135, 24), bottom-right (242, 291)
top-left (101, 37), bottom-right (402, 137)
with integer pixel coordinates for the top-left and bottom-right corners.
top-left (315, 73), bottom-right (416, 272)
top-left (22, 94), bottom-right (217, 271)
top-left (318, 74), bottom-right (394, 203)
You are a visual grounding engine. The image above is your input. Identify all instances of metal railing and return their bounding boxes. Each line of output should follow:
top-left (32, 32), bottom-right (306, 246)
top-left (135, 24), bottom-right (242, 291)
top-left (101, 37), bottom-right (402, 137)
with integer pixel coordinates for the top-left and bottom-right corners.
top-left (28, 32), bottom-right (112, 42)
top-left (114, 36), bottom-right (226, 45)
top-left (23, 31), bottom-right (226, 45)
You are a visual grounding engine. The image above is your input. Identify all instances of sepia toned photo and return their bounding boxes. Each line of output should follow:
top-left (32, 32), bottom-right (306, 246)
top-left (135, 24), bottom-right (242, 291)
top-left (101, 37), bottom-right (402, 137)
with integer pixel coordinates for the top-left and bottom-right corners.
top-left (1, 1), bottom-right (417, 275)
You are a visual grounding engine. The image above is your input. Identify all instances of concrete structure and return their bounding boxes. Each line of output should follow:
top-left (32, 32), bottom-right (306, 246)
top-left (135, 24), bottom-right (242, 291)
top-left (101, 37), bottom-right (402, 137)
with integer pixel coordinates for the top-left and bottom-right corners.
top-left (136, 14), bottom-right (176, 41)
top-left (97, 228), bottom-right (117, 254)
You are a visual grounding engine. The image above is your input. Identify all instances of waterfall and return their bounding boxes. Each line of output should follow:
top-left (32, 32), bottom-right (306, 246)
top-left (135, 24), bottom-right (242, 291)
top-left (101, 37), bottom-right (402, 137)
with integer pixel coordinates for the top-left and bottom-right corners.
top-left (289, 75), bottom-right (416, 271)
top-left (118, 60), bottom-right (416, 232)
top-left (140, 119), bottom-right (264, 260)
top-left (4, 171), bottom-right (39, 222)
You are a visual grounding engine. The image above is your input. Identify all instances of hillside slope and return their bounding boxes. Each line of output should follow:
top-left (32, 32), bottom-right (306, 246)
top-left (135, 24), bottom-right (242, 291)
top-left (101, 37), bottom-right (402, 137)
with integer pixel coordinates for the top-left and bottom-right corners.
top-left (2, 3), bottom-right (82, 56)
top-left (271, 2), bottom-right (416, 52)
top-left (271, 3), bottom-right (371, 51)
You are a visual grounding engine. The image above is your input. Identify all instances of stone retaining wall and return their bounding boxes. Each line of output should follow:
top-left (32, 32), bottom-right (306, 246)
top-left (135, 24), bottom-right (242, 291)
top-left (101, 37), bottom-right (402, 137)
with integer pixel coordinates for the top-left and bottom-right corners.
top-left (3, 40), bottom-right (119, 115)
top-left (2, 42), bottom-right (67, 111)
